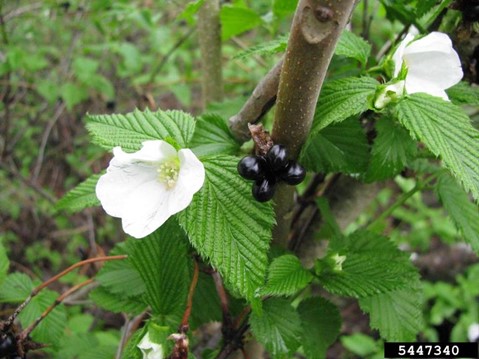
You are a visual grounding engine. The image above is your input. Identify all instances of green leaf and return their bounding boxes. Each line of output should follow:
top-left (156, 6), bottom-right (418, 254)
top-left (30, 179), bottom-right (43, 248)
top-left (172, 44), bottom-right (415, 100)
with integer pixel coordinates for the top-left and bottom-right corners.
top-left (178, 155), bottom-right (274, 302)
top-left (396, 93), bottom-right (479, 202)
top-left (272, 0), bottom-right (298, 17)
top-left (250, 298), bottom-right (302, 357)
top-left (86, 108), bottom-right (196, 152)
top-left (312, 77), bottom-right (378, 133)
top-left (127, 219), bottom-right (190, 316)
top-left (61, 82), bottom-right (89, 111)
top-left (335, 30), bottom-right (371, 66)
top-left (365, 117), bottom-right (417, 182)
top-left (301, 117), bottom-right (369, 174)
top-left (359, 286), bottom-right (424, 341)
top-left (220, 5), bottom-right (263, 41)
top-left (436, 173), bottom-right (479, 253)
top-left (298, 297), bottom-right (341, 359)
top-left (95, 243), bottom-right (145, 299)
top-left (316, 231), bottom-right (418, 298)
top-left (341, 333), bottom-right (379, 357)
top-left (178, 0), bottom-right (205, 24)
top-left (0, 272), bottom-right (33, 302)
top-left (89, 286), bottom-right (146, 315)
top-left (261, 254), bottom-right (313, 297)
top-left (234, 35), bottom-right (288, 60)
top-left (18, 289), bottom-right (67, 346)
top-left (190, 114), bottom-right (240, 157)
top-left (0, 241), bottom-right (9, 286)
top-left (446, 81), bottom-right (479, 106)
top-left (190, 273), bottom-right (222, 329)
top-left (55, 174), bottom-right (101, 213)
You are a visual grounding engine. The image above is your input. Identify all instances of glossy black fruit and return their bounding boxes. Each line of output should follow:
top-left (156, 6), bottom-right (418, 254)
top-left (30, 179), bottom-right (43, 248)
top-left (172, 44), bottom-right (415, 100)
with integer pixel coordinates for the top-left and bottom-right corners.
top-left (252, 177), bottom-right (276, 202)
top-left (266, 144), bottom-right (288, 172)
top-left (0, 336), bottom-right (16, 356)
top-left (279, 161), bottom-right (306, 185)
top-left (238, 156), bottom-right (267, 180)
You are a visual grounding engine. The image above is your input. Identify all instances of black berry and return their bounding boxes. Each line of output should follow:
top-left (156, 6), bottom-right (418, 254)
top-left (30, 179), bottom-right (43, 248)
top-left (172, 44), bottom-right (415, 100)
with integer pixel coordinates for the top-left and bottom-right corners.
top-left (266, 145), bottom-right (288, 172)
top-left (238, 156), bottom-right (267, 180)
top-left (252, 177), bottom-right (276, 202)
top-left (279, 161), bottom-right (306, 185)
top-left (0, 336), bottom-right (16, 356)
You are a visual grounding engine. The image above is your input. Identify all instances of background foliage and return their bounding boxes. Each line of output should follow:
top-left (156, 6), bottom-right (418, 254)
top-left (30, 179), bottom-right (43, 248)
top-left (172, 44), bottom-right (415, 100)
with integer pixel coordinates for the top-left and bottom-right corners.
top-left (1, 0), bottom-right (479, 358)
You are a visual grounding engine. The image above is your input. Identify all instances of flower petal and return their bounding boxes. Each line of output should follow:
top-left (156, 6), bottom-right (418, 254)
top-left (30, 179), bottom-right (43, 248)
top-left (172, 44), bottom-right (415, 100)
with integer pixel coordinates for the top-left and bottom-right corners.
top-left (167, 149), bottom-right (205, 215)
top-left (392, 34), bottom-right (415, 77)
top-left (114, 140), bottom-right (177, 164)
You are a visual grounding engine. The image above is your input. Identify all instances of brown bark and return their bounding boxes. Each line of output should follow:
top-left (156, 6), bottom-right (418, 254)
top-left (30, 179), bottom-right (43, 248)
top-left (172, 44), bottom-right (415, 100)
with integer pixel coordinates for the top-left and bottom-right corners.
top-left (271, 0), bottom-right (357, 246)
top-left (198, 0), bottom-right (224, 108)
top-left (229, 59), bottom-right (283, 142)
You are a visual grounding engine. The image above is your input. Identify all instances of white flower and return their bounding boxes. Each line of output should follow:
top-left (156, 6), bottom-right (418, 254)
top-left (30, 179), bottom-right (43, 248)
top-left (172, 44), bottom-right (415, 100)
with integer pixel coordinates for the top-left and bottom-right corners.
top-left (137, 332), bottom-right (164, 359)
top-left (468, 323), bottom-right (479, 342)
top-left (392, 31), bottom-right (463, 100)
top-left (374, 80), bottom-right (405, 109)
top-left (96, 140), bottom-right (205, 238)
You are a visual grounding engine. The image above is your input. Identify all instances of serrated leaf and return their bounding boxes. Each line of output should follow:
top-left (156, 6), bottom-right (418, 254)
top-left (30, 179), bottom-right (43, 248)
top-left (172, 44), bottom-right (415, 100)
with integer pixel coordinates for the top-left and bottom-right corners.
top-left (446, 81), bottom-right (479, 106)
top-left (127, 219), bottom-right (190, 315)
top-left (365, 117), bottom-right (417, 182)
top-left (234, 35), bottom-right (288, 60)
top-left (55, 174), bottom-right (101, 213)
top-left (220, 6), bottom-right (263, 41)
top-left (178, 155), bottom-right (274, 302)
top-left (250, 298), bottom-right (302, 357)
top-left (0, 272), bottom-right (33, 302)
top-left (95, 242), bottom-right (145, 299)
top-left (90, 286), bottom-right (146, 315)
top-left (301, 117), bottom-right (369, 174)
top-left (396, 93), bottom-right (479, 202)
top-left (359, 286), bottom-right (424, 341)
top-left (0, 241), bottom-right (8, 286)
top-left (190, 273), bottom-right (222, 329)
top-left (86, 108), bottom-right (195, 152)
top-left (436, 173), bottom-right (479, 253)
top-left (261, 255), bottom-right (313, 297)
top-left (335, 30), bottom-right (371, 66)
top-left (298, 297), bottom-right (341, 359)
top-left (190, 114), bottom-right (240, 157)
top-left (18, 289), bottom-right (67, 346)
top-left (316, 231), bottom-right (418, 298)
top-left (312, 77), bottom-right (378, 133)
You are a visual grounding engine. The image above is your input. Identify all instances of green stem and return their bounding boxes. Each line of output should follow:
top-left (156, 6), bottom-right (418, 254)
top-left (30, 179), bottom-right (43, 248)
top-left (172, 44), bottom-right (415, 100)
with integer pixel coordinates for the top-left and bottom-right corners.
top-left (367, 176), bottom-right (434, 232)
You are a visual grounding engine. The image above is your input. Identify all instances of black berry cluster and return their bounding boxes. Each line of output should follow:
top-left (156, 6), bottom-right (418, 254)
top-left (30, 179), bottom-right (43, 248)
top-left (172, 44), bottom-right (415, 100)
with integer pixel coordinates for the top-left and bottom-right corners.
top-left (0, 334), bottom-right (23, 359)
top-left (238, 144), bottom-right (306, 202)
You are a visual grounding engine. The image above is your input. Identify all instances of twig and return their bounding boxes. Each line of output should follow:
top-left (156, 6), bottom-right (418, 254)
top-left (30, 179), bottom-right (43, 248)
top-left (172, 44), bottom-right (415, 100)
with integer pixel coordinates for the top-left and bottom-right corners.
top-left (32, 102), bottom-right (66, 183)
top-left (4, 255), bottom-right (127, 328)
top-left (197, 0), bottom-right (224, 108)
top-left (18, 279), bottom-right (94, 341)
top-left (0, 1), bottom-right (12, 160)
top-left (4, 3), bottom-right (43, 22)
top-left (271, 0), bottom-right (357, 247)
top-left (179, 260), bottom-right (199, 333)
top-left (229, 59), bottom-right (283, 142)
top-left (148, 28), bottom-right (195, 85)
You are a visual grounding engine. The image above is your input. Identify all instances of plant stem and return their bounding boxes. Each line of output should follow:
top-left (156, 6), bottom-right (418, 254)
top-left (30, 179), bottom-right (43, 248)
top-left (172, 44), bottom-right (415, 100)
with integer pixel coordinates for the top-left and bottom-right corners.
top-left (197, 0), bottom-right (223, 108)
top-left (179, 260), bottom-right (199, 333)
top-left (367, 177), bottom-right (434, 232)
top-left (271, 0), bottom-right (357, 246)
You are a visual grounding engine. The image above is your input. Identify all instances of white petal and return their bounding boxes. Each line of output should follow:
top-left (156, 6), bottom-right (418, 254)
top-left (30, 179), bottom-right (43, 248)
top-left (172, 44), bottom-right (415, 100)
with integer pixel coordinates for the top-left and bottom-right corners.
top-left (404, 51), bottom-right (462, 91)
top-left (404, 77), bottom-right (450, 100)
top-left (405, 32), bottom-right (454, 55)
top-left (166, 149), bottom-right (205, 215)
top-left (96, 157), bottom-right (158, 218)
top-left (119, 182), bottom-right (172, 238)
top-left (392, 34), bottom-right (415, 77)
top-left (113, 141), bottom-right (177, 164)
